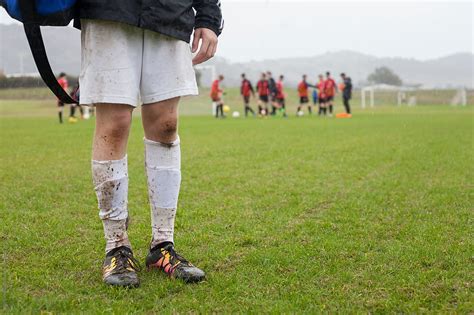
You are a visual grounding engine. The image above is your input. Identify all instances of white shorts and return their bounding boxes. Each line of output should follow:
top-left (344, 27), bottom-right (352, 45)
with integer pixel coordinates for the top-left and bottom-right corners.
top-left (79, 19), bottom-right (198, 107)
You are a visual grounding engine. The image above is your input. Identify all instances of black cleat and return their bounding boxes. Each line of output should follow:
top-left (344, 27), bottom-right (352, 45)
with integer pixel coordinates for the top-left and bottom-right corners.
top-left (146, 243), bottom-right (205, 283)
top-left (102, 246), bottom-right (140, 287)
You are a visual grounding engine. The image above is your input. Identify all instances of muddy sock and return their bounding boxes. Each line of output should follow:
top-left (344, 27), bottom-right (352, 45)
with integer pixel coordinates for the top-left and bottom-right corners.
top-left (145, 137), bottom-right (181, 249)
top-left (92, 155), bottom-right (131, 254)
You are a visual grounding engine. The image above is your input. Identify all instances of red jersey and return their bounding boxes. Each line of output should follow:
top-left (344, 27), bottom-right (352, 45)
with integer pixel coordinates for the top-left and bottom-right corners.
top-left (256, 80), bottom-right (269, 96)
top-left (210, 79), bottom-right (222, 100)
top-left (57, 77), bottom-right (68, 101)
top-left (325, 78), bottom-right (337, 97)
top-left (317, 81), bottom-right (326, 99)
top-left (58, 77), bottom-right (68, 90)
top-left (276, 80), bottom-right (284, 99)
top-left (241, 79), bottom-right (253, 97)
top-left (298, 81), bottom-right (309, 98)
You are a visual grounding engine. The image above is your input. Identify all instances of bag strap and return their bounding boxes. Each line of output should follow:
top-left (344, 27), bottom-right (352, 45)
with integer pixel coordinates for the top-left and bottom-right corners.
top-left (19, 0), bottom-right (77, 104)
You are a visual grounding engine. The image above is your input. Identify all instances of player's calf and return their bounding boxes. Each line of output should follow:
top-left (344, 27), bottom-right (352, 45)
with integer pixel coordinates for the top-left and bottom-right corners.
top-left (143, 135), bottom-right (205, 283)
top-left (92, 154), bottom-right (139, 287)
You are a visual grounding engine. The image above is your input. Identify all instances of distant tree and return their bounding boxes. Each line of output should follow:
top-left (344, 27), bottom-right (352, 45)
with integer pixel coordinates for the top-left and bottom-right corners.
top-left (367, 67), bottom-right (403, 86)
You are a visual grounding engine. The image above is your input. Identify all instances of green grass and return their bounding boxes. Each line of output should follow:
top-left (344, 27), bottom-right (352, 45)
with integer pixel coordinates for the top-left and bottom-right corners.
top-left (1, 90), bottom-right (473, 313)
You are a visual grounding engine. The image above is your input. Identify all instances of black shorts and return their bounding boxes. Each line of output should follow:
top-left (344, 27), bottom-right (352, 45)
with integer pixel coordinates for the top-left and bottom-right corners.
top-left (319, 97), bottom-right (326, 104)
top-left (243, 95), bottom-right (250, 104)
top-left (259, 95), bottom-right (269, 103)
top-left (326, 96), bottom-right (334, 102)
top-left (57, 100), bottom-right (65, 107)
top-left (300, 96), bottom-right (309, 104)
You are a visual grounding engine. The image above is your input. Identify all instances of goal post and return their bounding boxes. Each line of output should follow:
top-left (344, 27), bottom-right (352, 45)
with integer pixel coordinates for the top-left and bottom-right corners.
top-left (397, 91), bottom-right (406, 106)
top-left (450, 88), bottom-right (467, 106)
top-left (397, 90), bottom-right (417, 106)
top-left (194, 65), bottom-right (217, 115)
top-left (194, 65), bottom-right (217, 86)
top-left (361, 87), bottom-right (375, 109)
top-left (362, 85), bottom-right (421, 108)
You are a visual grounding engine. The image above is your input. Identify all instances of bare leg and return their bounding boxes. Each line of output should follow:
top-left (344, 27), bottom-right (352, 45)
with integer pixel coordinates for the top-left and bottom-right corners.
top-left (92, 103), bottom-right (134, 253)
top-left (142, 98), bottom-right (181, 249)
top-left (58, 106), bottom-right (63, 124)
top-left (93, 103), bottom-right (133, 160)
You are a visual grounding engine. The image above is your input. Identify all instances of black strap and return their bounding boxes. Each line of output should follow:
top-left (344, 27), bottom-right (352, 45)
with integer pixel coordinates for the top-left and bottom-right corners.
top-left (19, 0), bottom-right (77, 104)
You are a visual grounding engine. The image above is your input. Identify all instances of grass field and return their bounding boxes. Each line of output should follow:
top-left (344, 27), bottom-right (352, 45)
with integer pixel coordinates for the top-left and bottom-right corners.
top-left (1, 88), bottom-right (473, 313)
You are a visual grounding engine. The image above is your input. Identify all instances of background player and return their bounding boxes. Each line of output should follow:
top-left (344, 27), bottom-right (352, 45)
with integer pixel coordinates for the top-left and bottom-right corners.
top-left (340, 73), bottom-right (353, 114)
top-left (266, 71), bottom-right (279, 115)
top-left (256, 73), bottom-right (270, 116)
top-left (240, 73), bottom-right (256, 117)
top-left (325, 71), bottom-right (338, 117)
top-left (312, 86), bottom-right (318, 109)
top-left (276, 75), bottom-right (287, 118)
top-left (211, 75), bottom-right (225, 118)
top-left (296, 74), bottom-right (315, 115)
top-left (68, 83), bottom-right (83, 122)
top-left (56, 72), bottom-right (68, 124)
top-left (317, 74), bottom-right (327, 116)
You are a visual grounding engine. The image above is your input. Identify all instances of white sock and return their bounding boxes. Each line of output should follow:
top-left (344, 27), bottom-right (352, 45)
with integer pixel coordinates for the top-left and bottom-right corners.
top-left (144, 137), bottom-right (181, 249)
top-left (92, 155), bottom-right (131, 253)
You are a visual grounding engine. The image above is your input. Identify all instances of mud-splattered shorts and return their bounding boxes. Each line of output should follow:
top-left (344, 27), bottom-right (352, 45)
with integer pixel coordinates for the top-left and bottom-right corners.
top-left (79, 19), bottom-right (199, 107)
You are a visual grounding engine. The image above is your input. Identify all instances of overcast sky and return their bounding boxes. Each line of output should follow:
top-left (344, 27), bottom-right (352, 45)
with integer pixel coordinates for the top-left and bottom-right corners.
top-left (1, 0), bottom-right (472, 62)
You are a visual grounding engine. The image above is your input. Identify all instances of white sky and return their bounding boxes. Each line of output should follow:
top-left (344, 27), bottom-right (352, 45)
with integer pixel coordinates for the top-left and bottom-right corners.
top-left (1, 0), bottom-right (473, 62)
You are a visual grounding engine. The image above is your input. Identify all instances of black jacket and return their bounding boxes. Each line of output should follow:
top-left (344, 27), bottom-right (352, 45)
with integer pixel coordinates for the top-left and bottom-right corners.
top-left (268, 78), bottom-right (277, 96)
top-left (343, 78), bottom-right (353, 99)
top-left (79, 0), bottom-right (223, 43)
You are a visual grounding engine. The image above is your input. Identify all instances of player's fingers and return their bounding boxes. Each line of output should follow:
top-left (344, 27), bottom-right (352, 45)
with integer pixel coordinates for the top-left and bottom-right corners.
top-left (197, 40), bottom-right (215, 64)
top-left (192, 38), bottom-right (211, 65)
top-left (206, 41), bottom-right (216, 60)
top-left (192, 29), bottom-right (202, 53)
top-left (210, 40), bottom-right (218, 58)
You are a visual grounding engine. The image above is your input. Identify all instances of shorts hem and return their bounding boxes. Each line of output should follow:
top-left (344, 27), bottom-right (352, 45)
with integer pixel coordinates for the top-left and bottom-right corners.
top-left (142, 87), bottom-right (199, 104)
top-left (80, 96), bottom-right (138, 107)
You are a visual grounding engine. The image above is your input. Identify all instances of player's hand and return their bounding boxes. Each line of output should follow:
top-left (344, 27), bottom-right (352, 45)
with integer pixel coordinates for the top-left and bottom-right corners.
top-left (192, 28), bottom-right (218, 65)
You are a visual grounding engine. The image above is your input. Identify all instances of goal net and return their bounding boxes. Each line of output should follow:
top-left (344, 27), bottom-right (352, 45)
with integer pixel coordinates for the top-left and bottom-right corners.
top-left (359, 85), bottom-right (471, 108)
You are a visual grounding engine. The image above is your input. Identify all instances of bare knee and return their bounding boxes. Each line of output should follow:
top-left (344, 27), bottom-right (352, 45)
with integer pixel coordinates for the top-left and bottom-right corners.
top-left (93, 104), bottom-right (133, 160)
top-left (105, 113), bottom-right (131, 139)
top-left (155, 117), bottom-right (178, 142)
top-left (96, 108), bottom-right (132, 144)
top-left (142, 98), bottom-right (180, 143)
